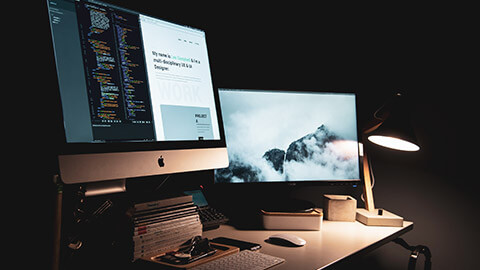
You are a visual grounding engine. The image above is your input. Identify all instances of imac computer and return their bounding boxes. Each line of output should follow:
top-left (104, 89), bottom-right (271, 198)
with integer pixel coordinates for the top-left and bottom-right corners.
top-left (215, 89), bottom-right (360, 210)
top-left (46, 0), bottom-right (228, 186)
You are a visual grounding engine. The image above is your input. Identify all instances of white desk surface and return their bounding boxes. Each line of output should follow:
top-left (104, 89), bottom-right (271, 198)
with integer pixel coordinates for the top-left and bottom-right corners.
top-left (203, 220), bottom-right (413, 270)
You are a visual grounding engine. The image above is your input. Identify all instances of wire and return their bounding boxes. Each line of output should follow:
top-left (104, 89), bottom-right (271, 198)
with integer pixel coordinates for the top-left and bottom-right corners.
top-left (393, 238), bottom-right (432, 270)
top-left (368, 154), bottom-right (376, 190)
top-left (373, 103), bottom-right (386, 120)
top-left (373, 92), bottom-right (402, 120)
top-left (154, 175), bottom-right (171, 192)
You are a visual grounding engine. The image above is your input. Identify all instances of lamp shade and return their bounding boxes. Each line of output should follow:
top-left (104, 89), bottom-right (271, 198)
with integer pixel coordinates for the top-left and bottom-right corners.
top-left (367, 93), bottom-right (420, 152)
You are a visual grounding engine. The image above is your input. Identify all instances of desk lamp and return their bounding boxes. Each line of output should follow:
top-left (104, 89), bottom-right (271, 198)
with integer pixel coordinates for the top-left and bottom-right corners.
top-left (356, 92), bottom-right (420, 226)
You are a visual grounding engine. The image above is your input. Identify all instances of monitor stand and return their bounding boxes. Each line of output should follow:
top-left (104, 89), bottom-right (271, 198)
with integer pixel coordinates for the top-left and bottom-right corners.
top-left (262, 197), bottom-right (315, 213)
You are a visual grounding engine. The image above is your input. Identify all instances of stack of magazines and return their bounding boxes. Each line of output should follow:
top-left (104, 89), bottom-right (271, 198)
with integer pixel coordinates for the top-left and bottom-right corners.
top-left (132, 195), bottom-right (202, 261)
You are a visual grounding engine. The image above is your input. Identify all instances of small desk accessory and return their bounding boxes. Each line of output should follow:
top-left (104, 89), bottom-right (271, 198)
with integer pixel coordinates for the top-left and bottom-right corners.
top-left (261, 208), bottom-right (323, 230)
top-left (357, 92), bottom-right (420, 226)
top-left (146, 239), bottom-right (239, 269)
top-left (323, 195), bottom-right (356, 221)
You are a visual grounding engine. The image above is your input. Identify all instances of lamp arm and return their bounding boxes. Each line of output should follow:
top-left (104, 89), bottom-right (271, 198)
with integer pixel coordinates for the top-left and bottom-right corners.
top-left (362, 149), bottom-right (376, 211)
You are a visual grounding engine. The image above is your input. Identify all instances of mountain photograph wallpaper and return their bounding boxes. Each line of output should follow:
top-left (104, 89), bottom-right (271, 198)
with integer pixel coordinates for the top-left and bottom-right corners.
top-left (216, 90), bottom-right (360, 183)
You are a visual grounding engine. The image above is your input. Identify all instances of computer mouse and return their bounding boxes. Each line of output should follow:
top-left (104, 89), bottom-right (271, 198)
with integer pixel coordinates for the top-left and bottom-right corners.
top-left (268, 233), bottom-right (306, 247)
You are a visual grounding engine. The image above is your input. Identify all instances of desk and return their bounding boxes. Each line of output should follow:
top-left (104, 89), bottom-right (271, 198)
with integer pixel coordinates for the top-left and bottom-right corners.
top-left (203, 221), bottom-right (413, 269)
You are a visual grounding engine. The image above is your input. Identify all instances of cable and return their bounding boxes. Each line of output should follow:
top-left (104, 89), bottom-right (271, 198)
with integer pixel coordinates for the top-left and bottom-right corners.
top-left (393, 238), bottom-right (432, 270)
top-left (154, 174), bottom-right (171, 192)
top-left (368, 154), bottom-right (376, 190)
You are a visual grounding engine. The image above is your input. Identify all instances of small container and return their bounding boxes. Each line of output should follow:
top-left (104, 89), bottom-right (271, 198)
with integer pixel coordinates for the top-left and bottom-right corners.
top-left (323, 195), bottom-right (357, 222)
top-left (261, 208), bottom-right (323, 230)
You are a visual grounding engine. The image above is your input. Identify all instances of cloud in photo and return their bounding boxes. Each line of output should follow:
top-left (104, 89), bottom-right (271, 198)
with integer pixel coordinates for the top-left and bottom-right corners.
top-left (215, 90), bottom-right (360, 183)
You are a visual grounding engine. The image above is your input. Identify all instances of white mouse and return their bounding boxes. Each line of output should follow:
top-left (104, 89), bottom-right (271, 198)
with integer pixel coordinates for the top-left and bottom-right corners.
top-left (268, 233), bottom-right (306, 247)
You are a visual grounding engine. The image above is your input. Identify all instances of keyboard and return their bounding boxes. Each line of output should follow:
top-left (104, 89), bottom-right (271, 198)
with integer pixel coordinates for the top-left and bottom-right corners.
top-left (198, 206), bottom-right (229, 231)
top-left (190, 250), bottom-right (285, 270)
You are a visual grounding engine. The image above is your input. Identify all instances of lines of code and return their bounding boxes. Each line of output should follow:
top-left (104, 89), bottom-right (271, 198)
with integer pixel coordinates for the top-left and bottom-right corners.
top-left (114, 12), bottom-right (150, 122)
top-left (76, 1), bottom-right (152, 125)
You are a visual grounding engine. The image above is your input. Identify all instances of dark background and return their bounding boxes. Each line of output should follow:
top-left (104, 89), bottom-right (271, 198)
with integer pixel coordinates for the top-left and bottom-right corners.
top-left (15, 1), bottom-right (475, 269)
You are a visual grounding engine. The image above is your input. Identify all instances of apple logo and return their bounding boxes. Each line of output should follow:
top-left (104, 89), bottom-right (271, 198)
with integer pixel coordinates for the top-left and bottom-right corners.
top-left (157, 156), bottom-right (165, 167)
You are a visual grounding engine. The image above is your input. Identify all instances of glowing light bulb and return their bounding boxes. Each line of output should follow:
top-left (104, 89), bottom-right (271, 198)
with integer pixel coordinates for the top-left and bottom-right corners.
top-left (368, 135), bottom-right (420, 152)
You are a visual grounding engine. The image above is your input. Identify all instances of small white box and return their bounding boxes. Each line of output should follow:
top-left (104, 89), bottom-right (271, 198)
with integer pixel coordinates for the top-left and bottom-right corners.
top-left (261, 209), bottom-right (323, 230)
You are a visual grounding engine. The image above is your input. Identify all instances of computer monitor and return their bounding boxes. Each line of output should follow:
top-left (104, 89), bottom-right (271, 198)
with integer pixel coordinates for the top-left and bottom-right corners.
top-left (47, 0), bottom-right (228, 184)
top-left (215, 89), bottom-right (360, 185)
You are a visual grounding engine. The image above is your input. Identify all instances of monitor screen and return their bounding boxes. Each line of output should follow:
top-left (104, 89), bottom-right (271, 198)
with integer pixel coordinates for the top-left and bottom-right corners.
top-left (215, 89), bottom-right (360, 184)
top-left (47, 0), bottom-right (227, 183)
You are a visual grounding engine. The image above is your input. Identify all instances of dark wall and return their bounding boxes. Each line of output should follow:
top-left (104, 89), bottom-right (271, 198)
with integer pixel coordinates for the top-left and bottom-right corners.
top-left (197, 6), bottom-right (475, 270)
top-left (25, 1), bottom-right (474, 269)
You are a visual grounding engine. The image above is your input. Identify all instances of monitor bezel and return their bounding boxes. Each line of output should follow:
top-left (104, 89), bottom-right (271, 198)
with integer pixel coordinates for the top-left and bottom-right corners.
top-left (214, 88), bottom-right (362, 186)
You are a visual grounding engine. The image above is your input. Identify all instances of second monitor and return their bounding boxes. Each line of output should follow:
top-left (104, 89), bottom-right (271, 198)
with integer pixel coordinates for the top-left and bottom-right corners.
top-left (215, 89), bottom-right (361, 185)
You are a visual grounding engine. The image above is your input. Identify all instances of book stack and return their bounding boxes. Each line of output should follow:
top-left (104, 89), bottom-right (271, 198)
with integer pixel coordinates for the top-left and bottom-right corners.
top-left (132, 195), bottom-right (202, 261)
